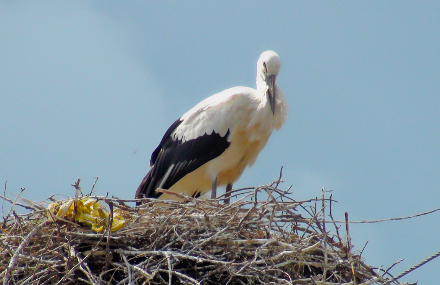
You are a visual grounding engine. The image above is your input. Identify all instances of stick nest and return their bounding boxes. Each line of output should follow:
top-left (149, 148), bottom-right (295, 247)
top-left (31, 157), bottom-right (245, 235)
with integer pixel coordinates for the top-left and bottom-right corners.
top-left (1, 180), bottom-right (406, 284)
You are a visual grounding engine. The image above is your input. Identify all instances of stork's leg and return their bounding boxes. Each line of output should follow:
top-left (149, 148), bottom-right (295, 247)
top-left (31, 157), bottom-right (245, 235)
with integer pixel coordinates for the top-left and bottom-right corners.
top-left (224, 183), bottom-right (232, 204)
top-left (211, 176), bottom-right (217, 199)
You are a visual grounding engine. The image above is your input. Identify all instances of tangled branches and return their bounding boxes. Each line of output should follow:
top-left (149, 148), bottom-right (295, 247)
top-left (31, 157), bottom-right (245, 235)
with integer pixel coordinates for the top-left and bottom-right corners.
top-left (0, 179), bottom-right (421, 284)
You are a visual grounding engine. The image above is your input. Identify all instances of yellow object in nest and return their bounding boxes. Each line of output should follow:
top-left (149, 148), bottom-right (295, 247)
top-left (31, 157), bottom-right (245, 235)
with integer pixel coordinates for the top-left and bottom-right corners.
top-left (47, 197), bottom-right (126, 232)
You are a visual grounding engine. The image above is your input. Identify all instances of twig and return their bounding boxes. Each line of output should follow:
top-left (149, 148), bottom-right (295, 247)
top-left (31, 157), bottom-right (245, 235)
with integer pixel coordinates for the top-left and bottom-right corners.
top-left (4, 220), bottom-right (47, 285)
top-left (333, 207), bottom-right (440, 224)
top-left (328, 193), bottom-right (342, 244)
top-left (322, 186), bottom-right (328, 282)
top-left (89, 177), bottom-right (99, 195)
top-left (3, 188), bottom-right (25, 224)
top-left (382, 259), bottom-right (403, 278)
top-left (105, 200), bottom-right (114, 270)
top-left (121, 254), bottom-right (133, 284)
top-left (165, 252), bottom-right (172, 285)
top-left (344, 212), bottom-right (352, 258)
top-left (2, 180), bottom-right (7, 223)
top-left (384, 250), bottom-right (440, 284)
top-left (274, 166), bottom-right (284, 189)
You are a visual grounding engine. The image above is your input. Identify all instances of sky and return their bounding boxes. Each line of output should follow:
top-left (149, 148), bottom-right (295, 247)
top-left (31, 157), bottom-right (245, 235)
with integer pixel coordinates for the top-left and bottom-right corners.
top-left (1, 1), bottom-right (439, 283)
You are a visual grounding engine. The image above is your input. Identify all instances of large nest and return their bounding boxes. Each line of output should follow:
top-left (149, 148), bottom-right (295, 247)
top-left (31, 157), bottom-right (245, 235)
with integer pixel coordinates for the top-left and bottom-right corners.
top-left (1, 178), bottom-right (414, 284)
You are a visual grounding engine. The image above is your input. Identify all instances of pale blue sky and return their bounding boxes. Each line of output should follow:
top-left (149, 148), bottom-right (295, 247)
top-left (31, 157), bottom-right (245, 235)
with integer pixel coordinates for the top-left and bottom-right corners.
top-left (1, 1), bottom-right (439, 283)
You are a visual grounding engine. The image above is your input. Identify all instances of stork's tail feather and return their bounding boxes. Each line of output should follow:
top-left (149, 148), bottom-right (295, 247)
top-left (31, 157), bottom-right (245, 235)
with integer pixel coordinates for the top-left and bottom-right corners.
top-left (135, 167), bottom-right (154, 205)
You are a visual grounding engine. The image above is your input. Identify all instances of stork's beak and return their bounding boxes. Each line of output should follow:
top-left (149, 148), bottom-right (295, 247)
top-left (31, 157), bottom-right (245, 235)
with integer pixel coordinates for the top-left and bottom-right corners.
top-left (267, 74), bottom-right (276, 114)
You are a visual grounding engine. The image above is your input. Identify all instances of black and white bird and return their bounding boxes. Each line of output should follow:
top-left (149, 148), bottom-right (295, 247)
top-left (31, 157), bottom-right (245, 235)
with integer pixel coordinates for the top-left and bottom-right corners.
top-left (135, 50), bottom-right (288, 204)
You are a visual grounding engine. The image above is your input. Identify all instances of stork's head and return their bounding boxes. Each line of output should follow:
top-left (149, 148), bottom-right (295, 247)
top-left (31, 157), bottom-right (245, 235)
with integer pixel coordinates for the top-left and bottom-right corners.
top-left (256, 50), bottom-right (281, 114)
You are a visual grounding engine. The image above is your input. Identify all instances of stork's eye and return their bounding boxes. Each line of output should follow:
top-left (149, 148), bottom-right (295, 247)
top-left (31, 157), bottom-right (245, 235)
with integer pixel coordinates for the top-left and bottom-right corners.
top-left (263, 62), bottom-right (267, 73)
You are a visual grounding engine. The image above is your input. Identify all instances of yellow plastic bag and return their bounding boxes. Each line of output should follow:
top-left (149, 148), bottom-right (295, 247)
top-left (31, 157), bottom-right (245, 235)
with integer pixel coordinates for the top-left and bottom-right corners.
top-left (48, 197), bottom-right (126, 232)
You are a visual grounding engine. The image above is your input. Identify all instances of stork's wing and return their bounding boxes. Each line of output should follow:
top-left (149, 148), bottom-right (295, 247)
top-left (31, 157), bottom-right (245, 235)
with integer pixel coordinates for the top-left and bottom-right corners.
top-left (135, 119), bottom-right (231, 200)
top-left (136, 87), bottom-right (256, 201)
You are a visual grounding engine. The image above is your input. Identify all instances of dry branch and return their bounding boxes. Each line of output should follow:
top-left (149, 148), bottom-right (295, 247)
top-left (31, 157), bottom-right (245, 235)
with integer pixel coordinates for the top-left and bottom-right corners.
top-left (0, 180), bottom-right (431, 284)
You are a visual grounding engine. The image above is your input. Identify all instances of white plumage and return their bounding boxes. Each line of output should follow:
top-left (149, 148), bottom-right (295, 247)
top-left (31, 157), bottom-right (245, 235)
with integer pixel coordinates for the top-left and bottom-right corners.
top-left (136, 50), bottom-right (288, 203)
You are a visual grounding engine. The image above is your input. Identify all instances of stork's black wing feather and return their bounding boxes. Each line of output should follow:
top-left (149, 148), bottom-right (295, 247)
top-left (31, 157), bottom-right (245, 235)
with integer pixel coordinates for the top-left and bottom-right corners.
top-left (136, 119), bottom-right (231, 202)
top-left (150, 119), bottom-right (182, 166)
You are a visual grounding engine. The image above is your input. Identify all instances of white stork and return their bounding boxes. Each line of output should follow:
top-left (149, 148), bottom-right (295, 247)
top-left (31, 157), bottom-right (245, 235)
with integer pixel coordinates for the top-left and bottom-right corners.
top-left (135, 50), bottom-right (288, 204)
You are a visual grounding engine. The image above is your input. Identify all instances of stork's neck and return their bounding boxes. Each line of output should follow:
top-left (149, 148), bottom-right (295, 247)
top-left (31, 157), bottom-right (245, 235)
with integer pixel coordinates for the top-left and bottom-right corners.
top-left (256, 75), bottom-right (268, 94)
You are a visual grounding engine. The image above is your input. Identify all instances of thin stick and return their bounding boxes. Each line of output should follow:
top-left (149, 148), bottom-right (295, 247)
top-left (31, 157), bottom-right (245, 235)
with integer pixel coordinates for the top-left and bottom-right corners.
top-left (344, 212), bottom-right (352, 260)
top-left (322, 187), bottom-right (328, 282)
top-left (385, 250), bottom-right (440, 284)
top-left (2, 180), bottom-right (7, 222)
top-left (165, 252), bottom-right (172, 285)
top-left (3, 188), bottom-right (25, 224)
top-left (89, 177), bottom-right (99, 195)
top-left (333, 207), bottom-right (440, 224)
top-left (4, 221), bottom-right (47, 285)
top-left (105, 200), bottom-right (114, 270)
